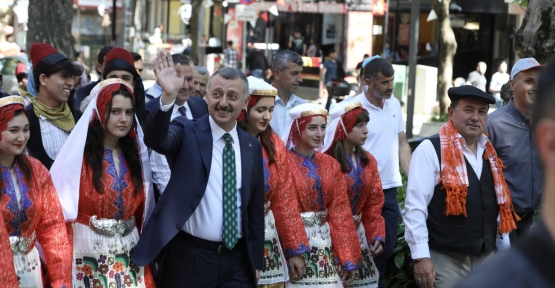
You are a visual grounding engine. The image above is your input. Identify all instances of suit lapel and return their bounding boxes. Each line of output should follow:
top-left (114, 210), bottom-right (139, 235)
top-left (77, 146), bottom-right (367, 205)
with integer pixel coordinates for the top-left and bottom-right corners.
top-left (193, 115), bottom-right (213, 174)
top-left (238, 129), bottom-right (253, 204)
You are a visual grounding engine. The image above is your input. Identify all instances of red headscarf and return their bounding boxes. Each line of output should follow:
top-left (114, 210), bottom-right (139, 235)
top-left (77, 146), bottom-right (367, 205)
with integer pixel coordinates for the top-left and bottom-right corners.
top-left (92, 83), bottom-right (136, 138)
top-left (0, 103), bottom-right (26, 142)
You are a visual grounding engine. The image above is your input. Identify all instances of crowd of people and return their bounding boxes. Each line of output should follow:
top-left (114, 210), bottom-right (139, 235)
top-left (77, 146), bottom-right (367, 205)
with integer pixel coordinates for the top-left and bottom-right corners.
top-left (0, 40), bottom-right (553, 288)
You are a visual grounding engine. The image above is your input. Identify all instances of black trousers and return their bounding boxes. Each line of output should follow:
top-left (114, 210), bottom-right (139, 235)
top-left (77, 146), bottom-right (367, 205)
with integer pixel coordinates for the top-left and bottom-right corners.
top-left (162, 231), bottom-right (253, 288)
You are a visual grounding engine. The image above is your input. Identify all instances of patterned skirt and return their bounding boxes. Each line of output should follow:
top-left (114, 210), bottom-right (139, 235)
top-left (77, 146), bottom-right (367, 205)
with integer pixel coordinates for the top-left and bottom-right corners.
top-left (72, 222), bottom-right (147, 288)
top-left (12, 246), bottom-right (42, 288)
top-left (287, 211), bottom-right (342, 288)
top-left (346, 224), bottom-right (379, 288)
top-left (258, 210), bottom-right (289, 285)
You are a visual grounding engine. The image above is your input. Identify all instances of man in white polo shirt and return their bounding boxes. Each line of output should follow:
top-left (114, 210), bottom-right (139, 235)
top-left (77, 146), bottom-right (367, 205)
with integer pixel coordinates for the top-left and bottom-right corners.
top-left (344, 57), bottom-right (412, 287)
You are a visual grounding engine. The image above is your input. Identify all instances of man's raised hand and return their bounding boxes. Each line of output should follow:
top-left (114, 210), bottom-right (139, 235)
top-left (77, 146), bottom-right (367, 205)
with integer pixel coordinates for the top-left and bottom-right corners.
top-left (153, 50), bottom-right (183, 105)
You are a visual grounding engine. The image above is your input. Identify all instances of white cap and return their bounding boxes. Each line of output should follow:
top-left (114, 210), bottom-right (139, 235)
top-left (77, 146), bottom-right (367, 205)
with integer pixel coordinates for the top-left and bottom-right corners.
top-left (247, 76), bottom-right (277, 96)
top-left (511, 58), bottom-right (544, 79)
top-left (281, 103), bottom-right (327, 150)
top-left (322, 101), bottom-right (364, 153)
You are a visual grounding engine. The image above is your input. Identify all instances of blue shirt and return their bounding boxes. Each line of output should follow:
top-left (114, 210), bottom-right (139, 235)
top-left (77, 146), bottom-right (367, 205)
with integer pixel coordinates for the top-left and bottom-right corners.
top-left (323, 60), bottom-right (338, 84)
top-left (269, 94), bottom-right (306, 137)
top-left (486, 99), bottom-right (542, 213)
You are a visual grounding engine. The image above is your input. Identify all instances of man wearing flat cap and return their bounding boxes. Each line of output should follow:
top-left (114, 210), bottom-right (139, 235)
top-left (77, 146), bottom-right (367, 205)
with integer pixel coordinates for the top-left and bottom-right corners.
top-left (402, 86), bottom-right (519, 288)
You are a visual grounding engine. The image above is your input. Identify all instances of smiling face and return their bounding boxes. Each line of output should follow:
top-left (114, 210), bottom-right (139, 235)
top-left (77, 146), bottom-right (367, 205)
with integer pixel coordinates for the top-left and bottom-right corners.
top-left (0, 112), bottom-right (30, 164)
top-left (176, 64), bottom-right (194, 105)
top-left (247, 97), bottom-right (275, 135)
top-left (103, 95), bottom-right (134, 147)
top-left (298, 115), bottom-right (327, 150)
top-left (40, 71), bottom-right (75, 106)
top-left (206, 75), bottom-right (248, 132)
top-left (449, 98), bottom-right (489, 145)
top-left (511, 68), bottom-right (541, 113)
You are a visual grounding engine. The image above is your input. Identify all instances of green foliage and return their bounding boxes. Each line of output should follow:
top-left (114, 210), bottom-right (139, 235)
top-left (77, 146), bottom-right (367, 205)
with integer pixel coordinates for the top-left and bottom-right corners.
top-left (382, 171), bottom-right (419, 288)
top-left (428, 113), bottom-right (449, 123)
top-left (514, 0), bottom-right (528, 8)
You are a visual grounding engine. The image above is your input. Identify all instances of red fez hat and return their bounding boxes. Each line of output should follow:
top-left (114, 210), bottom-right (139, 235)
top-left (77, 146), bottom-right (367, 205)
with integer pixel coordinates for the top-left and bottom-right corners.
top-left (15, 63), bottom-right (29, 76)
top-left (102, 47), bottom-right (139, 79)
top-left (30, 42), bottom-right (67, 68)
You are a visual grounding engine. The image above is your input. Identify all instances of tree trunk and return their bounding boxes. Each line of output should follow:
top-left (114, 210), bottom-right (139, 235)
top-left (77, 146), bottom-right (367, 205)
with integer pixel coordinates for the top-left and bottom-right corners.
top-left (431, 0), bottom-right (457, 116)
top-left (189, 0), bottom-right (203, 64)
top-left (514, 0), bottom-right (555, 63)
top-left (26, 0), bottom-right (75, 60)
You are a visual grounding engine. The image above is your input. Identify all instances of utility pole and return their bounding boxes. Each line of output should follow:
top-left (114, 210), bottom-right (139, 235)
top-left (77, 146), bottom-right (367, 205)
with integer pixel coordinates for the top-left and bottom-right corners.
top-left (406, 0), bottom-right (419, 139)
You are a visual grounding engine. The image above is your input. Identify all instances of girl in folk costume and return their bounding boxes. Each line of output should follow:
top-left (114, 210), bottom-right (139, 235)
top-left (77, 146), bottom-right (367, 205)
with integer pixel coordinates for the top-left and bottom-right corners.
top-left (0, 96), bottom-right (71, 287)
top-left (322, 102), bottom-right (385, 288)
top-left (50, 79), bottom-right (155, 288)
top-left (281, 103), bottom-right (362, 288)
top-left (237, 77), bottom-right (309, 288)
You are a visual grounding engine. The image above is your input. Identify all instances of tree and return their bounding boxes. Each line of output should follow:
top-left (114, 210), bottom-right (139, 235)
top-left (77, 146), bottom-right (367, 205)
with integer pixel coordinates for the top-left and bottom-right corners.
top-left (189, 0), bottom-right (203, 63)
top-left (430, 0), bottom-right (457, 116)
top-left (514, 0), bottom-right (555, 63)
top-left (26, 0), bottom-right (75, 59)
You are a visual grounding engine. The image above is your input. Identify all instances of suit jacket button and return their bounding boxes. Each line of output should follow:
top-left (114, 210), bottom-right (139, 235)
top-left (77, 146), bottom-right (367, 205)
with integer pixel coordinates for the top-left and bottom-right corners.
top-left (190, 205), bottom-right (196, 211)
top-left (176, 224), bottom-right (181, 230)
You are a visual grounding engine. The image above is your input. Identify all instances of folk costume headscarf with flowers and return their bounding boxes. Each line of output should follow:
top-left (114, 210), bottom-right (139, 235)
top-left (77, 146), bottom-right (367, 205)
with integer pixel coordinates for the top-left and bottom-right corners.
top-left (50, 78), bottom-right (154, 226)
top-left (239, 77), bottom-right (310, 284)
top-left (283, 103), bottom-right (362, 281)
top-left (440, 88), bottom-right (518, 234)
top-left (0, 96), bottom-right (72, 287)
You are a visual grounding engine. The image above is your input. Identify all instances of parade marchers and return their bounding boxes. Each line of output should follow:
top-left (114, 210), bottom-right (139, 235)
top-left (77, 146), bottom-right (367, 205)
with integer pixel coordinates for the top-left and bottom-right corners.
top-left (0, 43), bottom-right (550, 288)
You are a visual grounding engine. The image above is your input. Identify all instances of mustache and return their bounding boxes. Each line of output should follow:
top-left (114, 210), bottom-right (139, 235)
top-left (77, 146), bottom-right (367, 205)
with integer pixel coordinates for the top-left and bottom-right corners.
top-left (465, 120), bottom-right (481, 127)
top-left (216, 105), bottom-right (232, 112)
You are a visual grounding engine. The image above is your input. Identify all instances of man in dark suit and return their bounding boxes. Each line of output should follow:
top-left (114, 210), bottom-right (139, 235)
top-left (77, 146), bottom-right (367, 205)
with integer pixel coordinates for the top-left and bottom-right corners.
top-left (145, 54), bottom-right (208, 118)
top-left (146, 54), bottom-right (208, 202)
top-left (132, 50), bottom-right (264, 287)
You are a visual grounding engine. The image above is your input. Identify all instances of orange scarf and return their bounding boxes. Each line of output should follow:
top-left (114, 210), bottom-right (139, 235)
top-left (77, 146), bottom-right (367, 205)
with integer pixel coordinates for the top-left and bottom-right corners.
top-left (439, 120), bottom-right (519, 234)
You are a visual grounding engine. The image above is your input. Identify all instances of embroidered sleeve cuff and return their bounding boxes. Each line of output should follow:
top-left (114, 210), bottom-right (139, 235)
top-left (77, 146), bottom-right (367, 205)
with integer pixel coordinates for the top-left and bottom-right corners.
top-left (409, 242), bottom-right (430, 259)
top-left (342, 259), bottom-right (361, 272)
top-left (285, 243), bottom-right (311, 257)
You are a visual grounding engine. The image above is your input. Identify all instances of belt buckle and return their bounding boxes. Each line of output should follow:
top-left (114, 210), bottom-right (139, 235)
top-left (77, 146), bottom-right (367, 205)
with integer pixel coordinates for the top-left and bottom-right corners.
top-left (217, 245), bottom-right (225, 253)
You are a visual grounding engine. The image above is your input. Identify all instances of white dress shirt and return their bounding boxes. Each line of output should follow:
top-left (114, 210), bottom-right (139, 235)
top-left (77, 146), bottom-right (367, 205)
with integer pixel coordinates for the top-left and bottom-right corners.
top-left (39, 116), bottom-right (70, 160)
top-left (159, 100), bottom-right (243, 241)
top-left (270, 94), bottom-right (306, 137)
top-left (150, 101), bottom-right (194, 194)
top-left (403, 133), bottom-right (487, 259)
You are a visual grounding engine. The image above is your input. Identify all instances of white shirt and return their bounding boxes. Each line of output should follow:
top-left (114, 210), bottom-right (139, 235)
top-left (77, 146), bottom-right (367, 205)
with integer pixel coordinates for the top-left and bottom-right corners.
top-left (170, 101), bottom-right (193, 120)
top-left (160, 100), bottom-right (243, 241)
top-left (39, 116), bottom-right (70, 160)
top-left (490, 72), bottom-right (510, 99)
top-left (343, 90), bottom-right (405, 189)
top-left (403, 134), bottom-right (488, 259)
top-left (149, 101), bottom-right (193, 194)
top-left (270, 94), bottom-right (306, 137)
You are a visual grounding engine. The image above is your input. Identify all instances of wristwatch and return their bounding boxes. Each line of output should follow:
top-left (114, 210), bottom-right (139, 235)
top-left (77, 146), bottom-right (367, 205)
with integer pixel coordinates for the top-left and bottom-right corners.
top-left (414, 257), bottom-right (430, 263)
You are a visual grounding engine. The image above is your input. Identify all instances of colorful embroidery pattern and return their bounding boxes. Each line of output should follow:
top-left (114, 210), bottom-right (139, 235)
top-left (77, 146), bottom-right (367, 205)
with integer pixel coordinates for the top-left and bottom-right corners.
top-left (260, 238), bottom-right (285, 281)
top-left (290, 245), bottom-right (338, 286)
top-left (74, 254), bottom-right (145, 288)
